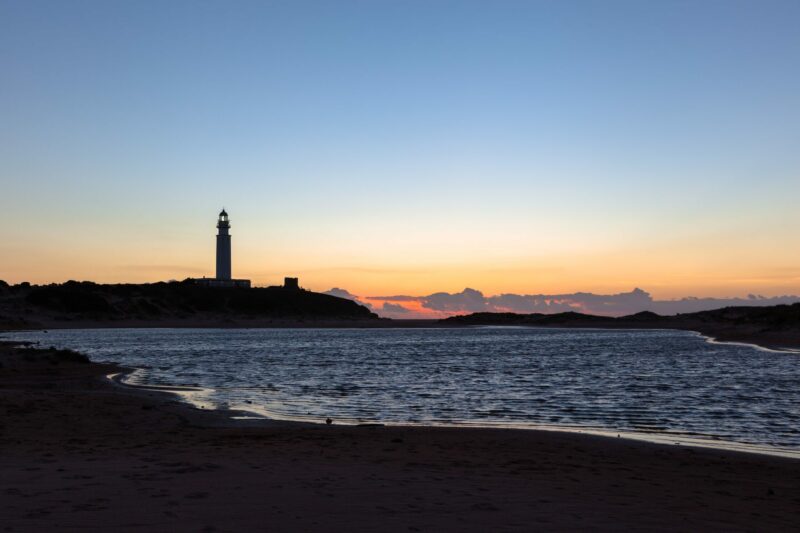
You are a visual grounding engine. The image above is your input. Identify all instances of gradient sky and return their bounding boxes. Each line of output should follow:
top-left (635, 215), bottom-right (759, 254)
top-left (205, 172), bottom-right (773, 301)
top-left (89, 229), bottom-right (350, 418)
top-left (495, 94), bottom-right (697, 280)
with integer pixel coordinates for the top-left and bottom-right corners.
top-left (1, 0), bottom-right (799, 299)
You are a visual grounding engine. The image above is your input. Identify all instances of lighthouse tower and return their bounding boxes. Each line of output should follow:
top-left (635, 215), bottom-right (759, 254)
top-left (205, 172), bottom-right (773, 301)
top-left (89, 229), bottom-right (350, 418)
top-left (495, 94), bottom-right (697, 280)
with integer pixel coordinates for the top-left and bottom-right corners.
top-left (191, 209), bottom-right (250, 288)
top-left (216, 209), bottom-right (232, 280)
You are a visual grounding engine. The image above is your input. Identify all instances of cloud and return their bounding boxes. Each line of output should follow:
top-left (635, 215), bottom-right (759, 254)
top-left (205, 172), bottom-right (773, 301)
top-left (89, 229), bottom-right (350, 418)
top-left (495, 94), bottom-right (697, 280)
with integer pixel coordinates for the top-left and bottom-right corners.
top-left (324, 288), bottom-right (373, 309)
top-left (325, 287), bottom-right (359, 300)
top-left (366, 295), bottom-right (421, 302)
top-left (487, 287), bottom-right (654, 315)
top-left (423, 288), bottom-right (489, 312)
top-left (326, 288), bottom-right (420, 316)
top-left (381, 302), bottom-right (410, 314)
top-left (358, 287), bottom-right (800, 318)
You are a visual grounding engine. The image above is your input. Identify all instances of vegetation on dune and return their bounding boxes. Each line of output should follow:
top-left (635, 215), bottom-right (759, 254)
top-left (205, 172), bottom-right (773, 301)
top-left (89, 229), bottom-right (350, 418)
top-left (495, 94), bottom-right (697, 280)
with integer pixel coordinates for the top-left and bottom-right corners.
top-left (0, 280), bottom-right (377, 323)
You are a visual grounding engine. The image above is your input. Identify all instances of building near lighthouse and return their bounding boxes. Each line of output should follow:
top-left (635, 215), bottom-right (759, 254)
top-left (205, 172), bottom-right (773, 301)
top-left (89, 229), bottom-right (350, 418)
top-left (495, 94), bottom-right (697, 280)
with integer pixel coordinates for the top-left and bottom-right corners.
top-left (193, 209), bottom-right (251, 288)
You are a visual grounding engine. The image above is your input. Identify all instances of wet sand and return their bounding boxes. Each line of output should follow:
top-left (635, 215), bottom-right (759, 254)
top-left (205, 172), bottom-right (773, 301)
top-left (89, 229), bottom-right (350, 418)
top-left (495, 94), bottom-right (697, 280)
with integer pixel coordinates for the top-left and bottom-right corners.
top-left (1, 342), bottom-right (799, 532)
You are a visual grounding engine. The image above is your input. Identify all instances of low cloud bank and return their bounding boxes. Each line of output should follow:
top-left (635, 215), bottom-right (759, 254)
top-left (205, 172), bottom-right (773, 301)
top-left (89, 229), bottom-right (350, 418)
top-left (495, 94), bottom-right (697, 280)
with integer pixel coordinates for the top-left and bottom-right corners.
top-left (381, 302), bottom-right (411, 314)
top-left (328, 287), bottom-right (800, 319)
top-left (324, 287), bottom-right (373, 309)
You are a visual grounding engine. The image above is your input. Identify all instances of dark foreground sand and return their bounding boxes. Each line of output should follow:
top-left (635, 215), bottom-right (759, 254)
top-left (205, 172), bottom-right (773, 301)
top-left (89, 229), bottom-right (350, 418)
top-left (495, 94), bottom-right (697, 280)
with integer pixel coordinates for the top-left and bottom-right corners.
top-left (1, 342), bottom-right (799, 532)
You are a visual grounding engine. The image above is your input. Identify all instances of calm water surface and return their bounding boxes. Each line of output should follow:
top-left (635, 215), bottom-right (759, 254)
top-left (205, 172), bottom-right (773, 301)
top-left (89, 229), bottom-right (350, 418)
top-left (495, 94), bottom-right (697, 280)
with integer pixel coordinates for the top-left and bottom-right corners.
top-left (7, 327), bottom-right (800, 450)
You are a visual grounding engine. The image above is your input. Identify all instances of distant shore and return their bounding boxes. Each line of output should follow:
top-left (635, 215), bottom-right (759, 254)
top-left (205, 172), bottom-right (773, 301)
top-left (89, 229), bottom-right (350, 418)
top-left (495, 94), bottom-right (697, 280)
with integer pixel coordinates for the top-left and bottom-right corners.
top-left (438, 306), bottom-right (800, 351)
top-left (1, 340), bottom-right (798, 531)
top-left (2, 281), bottom-right (799, 350)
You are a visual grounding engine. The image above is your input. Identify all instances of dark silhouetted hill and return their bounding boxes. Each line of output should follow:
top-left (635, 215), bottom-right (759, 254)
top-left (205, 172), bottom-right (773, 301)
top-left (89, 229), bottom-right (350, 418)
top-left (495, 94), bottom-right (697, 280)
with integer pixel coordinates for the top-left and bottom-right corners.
top-left (440, 304), bottom-right (800, 349)
top-left (618, 311), bottom-right (662, 322)
top-left (0, 280), bottom-right (378, 329)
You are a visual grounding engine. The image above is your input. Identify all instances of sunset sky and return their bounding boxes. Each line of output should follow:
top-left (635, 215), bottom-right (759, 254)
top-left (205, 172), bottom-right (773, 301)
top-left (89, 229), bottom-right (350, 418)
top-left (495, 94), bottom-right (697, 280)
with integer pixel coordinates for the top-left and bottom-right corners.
top-left (2, 0), bottom-right (799, 303)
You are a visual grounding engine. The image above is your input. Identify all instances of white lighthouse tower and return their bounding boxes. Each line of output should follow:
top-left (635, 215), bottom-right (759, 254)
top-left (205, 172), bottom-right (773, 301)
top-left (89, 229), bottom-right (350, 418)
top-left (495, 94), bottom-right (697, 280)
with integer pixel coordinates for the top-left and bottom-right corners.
top-left (193, 209), bottom-right (250, 288)
top-left (216, 209), bottom-right (232, 280)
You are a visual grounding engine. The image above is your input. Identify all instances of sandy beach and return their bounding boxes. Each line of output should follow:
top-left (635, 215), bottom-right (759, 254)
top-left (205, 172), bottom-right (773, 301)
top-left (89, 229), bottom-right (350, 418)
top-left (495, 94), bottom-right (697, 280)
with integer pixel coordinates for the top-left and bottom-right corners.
top-left (1, 341), bottom-right (799, 532)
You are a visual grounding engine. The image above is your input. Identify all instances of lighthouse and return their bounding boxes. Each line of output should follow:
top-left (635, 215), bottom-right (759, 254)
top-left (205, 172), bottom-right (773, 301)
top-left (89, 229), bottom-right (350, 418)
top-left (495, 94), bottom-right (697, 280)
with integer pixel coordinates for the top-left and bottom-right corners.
top-left (192, 209), bottom-right (250, 288)
top-left (216, 209), bottom-right (232, 280)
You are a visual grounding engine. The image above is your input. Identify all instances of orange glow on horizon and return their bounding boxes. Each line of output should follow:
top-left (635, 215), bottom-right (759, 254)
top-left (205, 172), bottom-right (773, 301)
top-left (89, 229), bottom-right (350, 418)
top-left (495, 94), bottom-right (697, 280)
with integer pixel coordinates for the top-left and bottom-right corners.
top-left (1, 209), bottom-right (798, 303)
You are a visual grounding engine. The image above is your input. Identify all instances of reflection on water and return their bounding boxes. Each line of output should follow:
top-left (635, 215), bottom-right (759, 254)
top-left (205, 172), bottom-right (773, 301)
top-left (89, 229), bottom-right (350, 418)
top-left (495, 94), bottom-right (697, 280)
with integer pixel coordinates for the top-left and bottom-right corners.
top-left (8, 327), bottom-right (800, 450)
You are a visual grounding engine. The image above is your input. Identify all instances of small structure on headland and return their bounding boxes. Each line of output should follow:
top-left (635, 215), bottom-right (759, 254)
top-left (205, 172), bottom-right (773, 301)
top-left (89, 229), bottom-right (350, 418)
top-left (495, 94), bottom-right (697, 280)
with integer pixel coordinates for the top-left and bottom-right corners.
top-left (192, 209), bottom-right (251, 288)
top-left (284, 277), bottom-right (300, 290)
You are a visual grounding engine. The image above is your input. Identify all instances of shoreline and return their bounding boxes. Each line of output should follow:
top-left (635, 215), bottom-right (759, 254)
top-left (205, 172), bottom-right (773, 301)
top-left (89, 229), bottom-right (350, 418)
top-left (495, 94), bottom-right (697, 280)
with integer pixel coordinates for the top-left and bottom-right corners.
top-left (110, 364), bottom-right (800, 460)
top-left (693, 330), bottom-right (800, 354)
top-left (2, 341), bottom-right (800, 530)
top-left (6, 326), bottom-right (800, 458)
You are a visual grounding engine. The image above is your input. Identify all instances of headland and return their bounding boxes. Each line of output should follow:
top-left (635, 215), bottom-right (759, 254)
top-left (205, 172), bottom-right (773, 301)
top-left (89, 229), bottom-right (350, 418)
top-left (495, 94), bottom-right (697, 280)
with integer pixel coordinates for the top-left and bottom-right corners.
top-left (0, 279), bottom-right (379, 330)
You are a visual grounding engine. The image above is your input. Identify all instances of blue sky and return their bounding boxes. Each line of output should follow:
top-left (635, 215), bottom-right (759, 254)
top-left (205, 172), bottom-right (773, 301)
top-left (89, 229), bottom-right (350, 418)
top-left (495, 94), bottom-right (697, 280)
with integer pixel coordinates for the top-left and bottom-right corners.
top-left (1, 0), bottom-right (799, 298)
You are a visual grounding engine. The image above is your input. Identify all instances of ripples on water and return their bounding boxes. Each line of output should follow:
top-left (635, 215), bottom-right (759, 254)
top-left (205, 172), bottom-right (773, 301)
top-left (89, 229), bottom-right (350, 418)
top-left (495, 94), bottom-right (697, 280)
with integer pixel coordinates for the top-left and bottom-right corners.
top-left (8, 327), bottom-right (800, 449)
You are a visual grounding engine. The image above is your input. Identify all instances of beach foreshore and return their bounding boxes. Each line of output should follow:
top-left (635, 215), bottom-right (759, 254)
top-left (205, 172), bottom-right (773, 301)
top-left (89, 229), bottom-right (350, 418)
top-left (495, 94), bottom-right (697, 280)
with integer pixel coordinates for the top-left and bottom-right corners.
top-left (1, 341), bottom-right (799, 531)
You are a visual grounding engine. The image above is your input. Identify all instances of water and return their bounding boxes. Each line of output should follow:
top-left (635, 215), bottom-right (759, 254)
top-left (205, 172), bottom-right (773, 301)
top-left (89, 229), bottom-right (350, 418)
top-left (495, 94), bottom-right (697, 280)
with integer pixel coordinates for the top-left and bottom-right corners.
top-left (6, 327), bottom-right (800, 451)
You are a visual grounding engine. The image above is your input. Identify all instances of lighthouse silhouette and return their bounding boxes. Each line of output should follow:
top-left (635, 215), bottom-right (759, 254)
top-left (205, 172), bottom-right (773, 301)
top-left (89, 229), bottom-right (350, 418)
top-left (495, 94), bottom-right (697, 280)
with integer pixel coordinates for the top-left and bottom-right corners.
top-left (216, 209), bottom-right (232, 280)
top-left (191, 209), bottom-right (250, 288)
